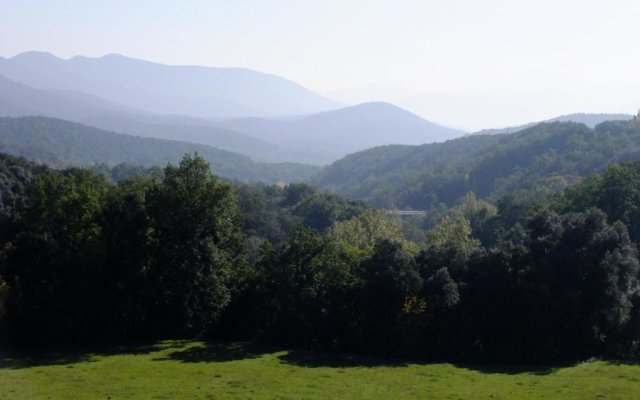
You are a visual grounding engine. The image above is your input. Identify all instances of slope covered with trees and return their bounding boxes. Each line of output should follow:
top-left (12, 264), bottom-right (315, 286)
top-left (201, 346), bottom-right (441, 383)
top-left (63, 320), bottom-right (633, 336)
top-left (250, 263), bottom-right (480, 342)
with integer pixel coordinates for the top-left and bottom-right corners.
top-left (473, 113), bottom-right (633, 135)
top-left (0, 74), bottom-right (284, 162)
top-left (0, 116), bottom-right (319, 183)
top-left (316, 117), bottom-right (640, 208)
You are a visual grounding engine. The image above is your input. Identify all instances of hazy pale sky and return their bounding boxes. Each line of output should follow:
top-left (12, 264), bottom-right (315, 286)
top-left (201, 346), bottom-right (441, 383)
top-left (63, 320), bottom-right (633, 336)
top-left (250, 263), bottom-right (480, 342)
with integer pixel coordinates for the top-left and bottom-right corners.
top-left (1, 0), bottom-right (639, 130)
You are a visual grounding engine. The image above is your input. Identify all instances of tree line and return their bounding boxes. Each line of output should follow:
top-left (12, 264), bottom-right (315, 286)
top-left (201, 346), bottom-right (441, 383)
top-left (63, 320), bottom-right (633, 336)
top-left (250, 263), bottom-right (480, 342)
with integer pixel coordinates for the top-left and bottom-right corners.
top-left (1, 154), bottom-right (640, 363)
top-left (316, 117), bottom-right (640, 210)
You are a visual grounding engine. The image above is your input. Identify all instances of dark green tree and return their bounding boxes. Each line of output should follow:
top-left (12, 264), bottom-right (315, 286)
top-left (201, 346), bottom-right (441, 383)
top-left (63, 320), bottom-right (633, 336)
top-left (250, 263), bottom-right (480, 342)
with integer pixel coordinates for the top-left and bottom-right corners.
top-left (354, 240), bottom-right (422, 354)
top-left (520, 209), bottom-right (640, 360)
top-left (146, 155), bottom-right (246, 335)
top-left (562, 162), bottom-right (640, 241)
top-left (1, 169), bottom-right (109, 342)
top-left (251, 227), bottom-right (358, 348)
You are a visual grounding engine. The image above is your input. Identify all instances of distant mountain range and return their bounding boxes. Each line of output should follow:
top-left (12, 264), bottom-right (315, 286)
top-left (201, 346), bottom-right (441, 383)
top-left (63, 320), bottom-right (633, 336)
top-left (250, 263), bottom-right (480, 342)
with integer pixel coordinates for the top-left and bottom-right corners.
top-left (220, 102), bottom-right (465, 164)
top-left (1, 51), bottom-right (636, 172)
top-left (473, 113), bottom-right (633, 135)
top-left (0, 51), bottom-right (342, 118)
top-left (0, 56), bottom-right (468, 165)
top-left (0, 116), bottom-right (320, 183)
top-left (0, 74), bottom-right (134, 120)
top-left (0, 73), bottom-right (280, 161)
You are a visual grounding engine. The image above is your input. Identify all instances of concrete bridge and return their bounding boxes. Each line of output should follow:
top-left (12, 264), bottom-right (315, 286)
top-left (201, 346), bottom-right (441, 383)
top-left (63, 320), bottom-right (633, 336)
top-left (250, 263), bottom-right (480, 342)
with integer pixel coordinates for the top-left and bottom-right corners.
top-left (385, 210), bottom-right (428, 216)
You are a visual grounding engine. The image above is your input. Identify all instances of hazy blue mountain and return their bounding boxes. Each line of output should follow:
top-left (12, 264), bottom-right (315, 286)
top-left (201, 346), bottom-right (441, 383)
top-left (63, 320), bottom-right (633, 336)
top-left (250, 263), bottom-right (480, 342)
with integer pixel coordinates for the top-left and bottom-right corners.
top-left (549, 113), bottom-right (633, 126)
top-left (79, 114), bottom-right (284, 162)
top-left (0, 116), bottom-right (319, 183)
top-left (474, 113), bottom-right (633, 135)
top-left (0, 73), bottom-right (135, 119)
top-left (0, 52), bottom-right (342, 118)
top-left (0, 74), bottom-right (285, 161)
top-left (220, 102), bottom-right (466, 165)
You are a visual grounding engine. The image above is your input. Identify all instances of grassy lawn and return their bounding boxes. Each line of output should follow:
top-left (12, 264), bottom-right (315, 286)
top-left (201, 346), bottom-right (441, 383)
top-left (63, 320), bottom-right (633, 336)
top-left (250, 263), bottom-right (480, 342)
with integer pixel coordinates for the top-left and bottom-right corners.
top-left (1, 340), bottom-right (639, 399)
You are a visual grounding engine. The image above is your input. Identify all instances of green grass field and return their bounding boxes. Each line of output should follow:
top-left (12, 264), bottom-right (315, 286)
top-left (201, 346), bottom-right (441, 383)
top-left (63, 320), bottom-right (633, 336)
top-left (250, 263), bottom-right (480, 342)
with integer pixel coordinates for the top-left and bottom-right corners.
top-left (1, 340), bottom-right (639, 399)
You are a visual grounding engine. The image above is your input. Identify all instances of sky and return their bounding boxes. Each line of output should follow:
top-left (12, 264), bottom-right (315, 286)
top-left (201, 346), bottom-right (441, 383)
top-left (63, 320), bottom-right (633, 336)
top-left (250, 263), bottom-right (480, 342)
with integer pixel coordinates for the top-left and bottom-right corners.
top-left (1, 0), bottom-right (639, 130)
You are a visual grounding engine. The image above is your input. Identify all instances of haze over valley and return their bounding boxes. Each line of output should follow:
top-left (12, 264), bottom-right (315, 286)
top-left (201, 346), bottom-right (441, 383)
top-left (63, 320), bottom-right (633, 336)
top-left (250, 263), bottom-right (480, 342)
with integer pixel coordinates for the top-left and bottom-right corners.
top-left (1, 51), bottom-right (636, 171)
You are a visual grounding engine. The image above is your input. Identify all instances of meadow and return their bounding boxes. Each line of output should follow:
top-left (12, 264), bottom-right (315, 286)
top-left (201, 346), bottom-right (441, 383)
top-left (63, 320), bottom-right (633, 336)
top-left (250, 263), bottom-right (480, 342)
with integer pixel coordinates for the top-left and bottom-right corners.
top-left (1, 341), bottom-right (639, 399)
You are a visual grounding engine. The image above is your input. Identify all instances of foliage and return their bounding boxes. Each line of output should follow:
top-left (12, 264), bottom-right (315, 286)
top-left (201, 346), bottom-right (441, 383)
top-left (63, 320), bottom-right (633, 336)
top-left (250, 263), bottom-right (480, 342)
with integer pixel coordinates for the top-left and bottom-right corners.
top-left (236, 181), bottom-right (367, 245)
top-left (2, 146), bottom-right (640, 364)
top-left (328, 209), bottom-right (406, 249)
top-left (0, 153), bottom-right (48, 225)
top-left (561, 161), bottom-right (640, 241)
top-left (516, 210), bottom-right (640, 360)
top-left (353, 240), bottom-right (423, 354)
top-left (0, 116), bottom-right (320, 184)
top-left (316, 120), bottom-right (640, 209)
top-left (425, 213), bottom-right (480, 253)
top-left (145, 155), bottom-right (245, 335)
top-left (0, 154), bottom-right (245, 342)
top-left (0, 169), bottom-right (109, 342)
top-left (250, 228), bottom-right (359, 348)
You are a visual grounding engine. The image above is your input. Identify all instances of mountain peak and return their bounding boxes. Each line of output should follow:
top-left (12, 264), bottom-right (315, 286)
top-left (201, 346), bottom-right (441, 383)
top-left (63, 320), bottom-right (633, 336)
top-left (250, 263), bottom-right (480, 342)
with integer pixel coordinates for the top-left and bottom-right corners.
top-left (10, 51), bottom-right (61, 62)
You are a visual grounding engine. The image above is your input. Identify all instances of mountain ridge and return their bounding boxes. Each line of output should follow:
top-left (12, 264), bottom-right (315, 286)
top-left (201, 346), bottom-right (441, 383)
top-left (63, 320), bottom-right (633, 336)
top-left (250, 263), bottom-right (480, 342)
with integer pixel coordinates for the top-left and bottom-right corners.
top-left (221, 101), bottom-right (465, 164)
top-left (0, 51), bottom-right (343, 118)
top-left (315, 118), bottom-right (640, 208)
top-left (0, 116), bottom-right (319, 183)
top-left (473, 113), bottom-right (633, 135)
top-left (0, 73), bottom-right (286, 161)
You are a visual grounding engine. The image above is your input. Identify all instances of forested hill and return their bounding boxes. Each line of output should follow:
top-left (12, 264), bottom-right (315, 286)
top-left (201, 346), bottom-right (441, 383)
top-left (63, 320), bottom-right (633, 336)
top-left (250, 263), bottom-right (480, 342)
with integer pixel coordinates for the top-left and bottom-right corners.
top-left (0, 73), bottom-right (282, 162)
top-left (0, 116), bottom-right (319, 183)
top-left (316, 117), bottom-right (640, 208)
top-left (473, 113), bottom-right (633, 135)
top-left (314, 134), bottom-right (502, 202)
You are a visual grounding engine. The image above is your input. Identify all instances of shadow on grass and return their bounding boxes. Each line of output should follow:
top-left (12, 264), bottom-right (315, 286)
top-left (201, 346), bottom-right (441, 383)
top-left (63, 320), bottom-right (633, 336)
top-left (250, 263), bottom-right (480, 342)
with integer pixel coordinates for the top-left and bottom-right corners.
top-left (279, 350), bottom-right (567, 374)
top-left (156, 342), bottom-right (273, 363)
top-left (603, 358), bottom-right (640, 368)
top-left (0, 341), bottom-right (167, 370)
top-left (453, 363), bottom-right (560, 376)
top-left (5, 339), bottom-right (631, 376)
top-left (278, 350), bottom-right (410, 368)
top-left (455, 357), bottom-right (640, 375)
top-left (0, 350), bottom-right (94, 370)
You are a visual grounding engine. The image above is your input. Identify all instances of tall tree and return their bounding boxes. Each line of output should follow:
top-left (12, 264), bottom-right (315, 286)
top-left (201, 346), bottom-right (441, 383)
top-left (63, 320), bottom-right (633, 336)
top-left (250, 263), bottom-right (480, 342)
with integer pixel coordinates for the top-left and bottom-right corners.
top-left (1, 169), bottom-right (109, 342)
top-left (146, 155), bottom-right (245, 335)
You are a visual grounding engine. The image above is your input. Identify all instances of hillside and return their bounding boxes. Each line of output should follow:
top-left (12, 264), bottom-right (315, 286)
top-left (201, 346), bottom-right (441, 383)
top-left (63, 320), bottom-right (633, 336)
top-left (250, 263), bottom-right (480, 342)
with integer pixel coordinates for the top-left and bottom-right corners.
top-left (79, 113), bottom-right (284, 162)
top-left (0, 74), bottom-right (286, 161)
top-left (0, 116), bottom-right (319, 183)
top-left (0, 74), bottom-right (135, 120)
top-left (316, 117), bottom-right (640, 208)
top-left (0, 52), bottom-right (342, 118)
top-left (221, 102), bottom-right (465, 164)
top-left (474, 113), bottom-right (633, 135)
top-left (314, 134), bottom-right (502, 202)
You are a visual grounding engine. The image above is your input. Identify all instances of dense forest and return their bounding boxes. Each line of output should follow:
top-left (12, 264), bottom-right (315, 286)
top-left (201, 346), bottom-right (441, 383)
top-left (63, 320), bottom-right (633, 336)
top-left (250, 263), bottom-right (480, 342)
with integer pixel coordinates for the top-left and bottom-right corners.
top-left (1, 144), bottom-right (640, 364)
top-left (0, 116), bottom-right (320, 183)
top-left (316, 117), bottom-right (640, 209)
